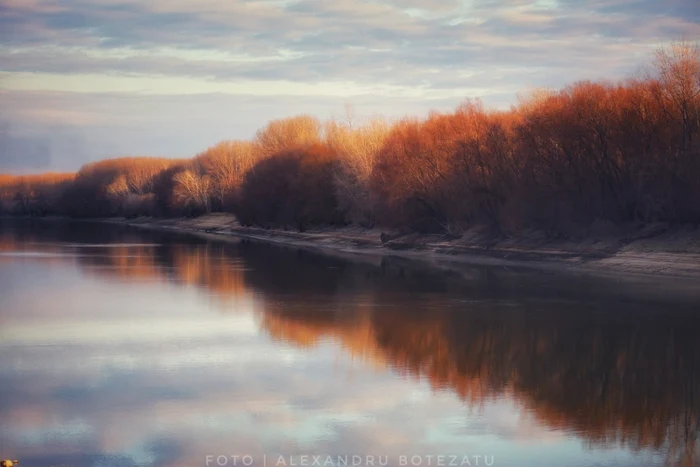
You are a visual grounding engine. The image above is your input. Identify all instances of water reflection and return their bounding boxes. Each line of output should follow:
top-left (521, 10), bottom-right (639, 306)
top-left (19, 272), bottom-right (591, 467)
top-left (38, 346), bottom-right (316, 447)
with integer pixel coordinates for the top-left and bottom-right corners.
top-left (0, 219), bottom-right (699, 466)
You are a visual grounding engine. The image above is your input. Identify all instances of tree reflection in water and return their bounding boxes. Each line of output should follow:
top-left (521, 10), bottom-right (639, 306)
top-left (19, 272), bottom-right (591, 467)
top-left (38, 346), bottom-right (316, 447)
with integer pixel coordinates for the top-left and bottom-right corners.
top-left (2, 219), bottom-right (699, 466)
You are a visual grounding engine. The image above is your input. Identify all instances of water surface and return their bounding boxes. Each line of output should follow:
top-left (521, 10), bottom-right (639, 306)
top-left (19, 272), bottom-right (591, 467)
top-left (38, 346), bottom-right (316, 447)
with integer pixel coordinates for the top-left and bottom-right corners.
top-left (1, 219), bottom-right (699, 467)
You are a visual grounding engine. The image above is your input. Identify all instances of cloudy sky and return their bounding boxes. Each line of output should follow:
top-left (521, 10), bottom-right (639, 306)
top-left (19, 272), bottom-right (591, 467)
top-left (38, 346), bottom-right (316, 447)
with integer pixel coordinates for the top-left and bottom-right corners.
top-left (1, 0), bottom-right (698, 173)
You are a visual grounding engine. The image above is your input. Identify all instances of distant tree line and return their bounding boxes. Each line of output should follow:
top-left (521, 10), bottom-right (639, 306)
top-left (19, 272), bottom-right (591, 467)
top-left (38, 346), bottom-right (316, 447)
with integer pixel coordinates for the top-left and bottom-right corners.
top-left (2, 41), bottom-right (700, 236)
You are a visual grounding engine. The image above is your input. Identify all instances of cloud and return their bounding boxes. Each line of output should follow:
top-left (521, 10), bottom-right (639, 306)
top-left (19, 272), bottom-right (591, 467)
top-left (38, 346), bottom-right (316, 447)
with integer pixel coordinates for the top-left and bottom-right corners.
top-left (2, 0), bottom-right (692, 86)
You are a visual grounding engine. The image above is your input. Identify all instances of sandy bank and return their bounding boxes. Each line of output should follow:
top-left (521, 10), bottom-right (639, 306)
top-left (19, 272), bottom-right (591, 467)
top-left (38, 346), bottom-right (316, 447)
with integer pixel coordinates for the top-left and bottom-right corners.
top-left (101, 214), bottom-right (700, 281)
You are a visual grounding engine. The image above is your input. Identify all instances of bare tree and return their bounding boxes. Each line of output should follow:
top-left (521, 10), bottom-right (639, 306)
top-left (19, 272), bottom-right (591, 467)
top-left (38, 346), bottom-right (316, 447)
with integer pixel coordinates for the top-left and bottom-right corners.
top-left (173, 169), bottom-right (211, 213)
top-left (325, 117), bottom-right (390, 225)
top-left (254, 115), bottom-right (321, 159)
top-left (652, 40), bottom-right (700, 153)
top-left (106, 174), bottom-right (129, 198)
top-left (198, 140), bottom-right (256, 207)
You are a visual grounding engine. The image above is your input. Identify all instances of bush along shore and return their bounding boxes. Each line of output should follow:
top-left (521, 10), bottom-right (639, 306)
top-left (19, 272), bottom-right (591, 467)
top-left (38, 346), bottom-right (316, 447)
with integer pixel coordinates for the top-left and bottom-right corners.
top-left (2, 41), bottom-right (700, 277)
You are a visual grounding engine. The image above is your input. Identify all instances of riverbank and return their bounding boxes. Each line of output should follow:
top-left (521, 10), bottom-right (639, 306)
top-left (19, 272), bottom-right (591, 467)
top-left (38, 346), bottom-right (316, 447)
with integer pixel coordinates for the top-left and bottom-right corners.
top-left (99, 213), bottom-right (700, 280)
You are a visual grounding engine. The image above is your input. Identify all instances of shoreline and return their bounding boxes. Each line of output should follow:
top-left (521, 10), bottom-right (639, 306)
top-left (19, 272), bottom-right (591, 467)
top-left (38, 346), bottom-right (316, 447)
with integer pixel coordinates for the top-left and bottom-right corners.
top-left (85, 214), bottom-right (700, 282)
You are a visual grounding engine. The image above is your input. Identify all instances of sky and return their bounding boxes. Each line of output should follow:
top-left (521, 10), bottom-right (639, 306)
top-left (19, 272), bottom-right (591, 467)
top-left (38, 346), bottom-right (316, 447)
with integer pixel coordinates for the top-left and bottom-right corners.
top-left (1, 0), bottom-right (699, 173)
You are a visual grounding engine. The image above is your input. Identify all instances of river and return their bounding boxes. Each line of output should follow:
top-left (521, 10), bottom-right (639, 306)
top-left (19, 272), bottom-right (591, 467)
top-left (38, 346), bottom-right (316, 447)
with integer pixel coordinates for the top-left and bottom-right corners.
top-left (0, 219), bottom-right (698, 467)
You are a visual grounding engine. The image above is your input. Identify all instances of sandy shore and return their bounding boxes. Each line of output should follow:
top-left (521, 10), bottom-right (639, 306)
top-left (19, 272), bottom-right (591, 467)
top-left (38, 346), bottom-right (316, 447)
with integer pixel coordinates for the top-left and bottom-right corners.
top-left (102, 213), bottom-right (700, 281)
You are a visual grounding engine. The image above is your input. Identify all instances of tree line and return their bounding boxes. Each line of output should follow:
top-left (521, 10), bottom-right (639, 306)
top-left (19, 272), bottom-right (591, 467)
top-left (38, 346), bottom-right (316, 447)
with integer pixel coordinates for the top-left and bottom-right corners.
top-left (2, 41), bottom-right (699, 236)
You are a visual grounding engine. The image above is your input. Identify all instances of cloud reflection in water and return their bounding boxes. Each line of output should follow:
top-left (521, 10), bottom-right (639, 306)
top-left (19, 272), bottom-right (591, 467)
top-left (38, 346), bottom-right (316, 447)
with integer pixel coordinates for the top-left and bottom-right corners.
top-left (0, 220), bottom-right (695, 467)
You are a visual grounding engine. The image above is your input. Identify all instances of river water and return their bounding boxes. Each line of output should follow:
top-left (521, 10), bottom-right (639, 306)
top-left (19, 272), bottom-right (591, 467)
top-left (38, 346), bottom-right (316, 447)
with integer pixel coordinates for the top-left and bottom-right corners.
top-left (0, 219), bottom-right (698, 467)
